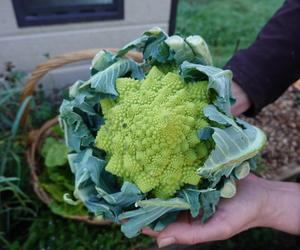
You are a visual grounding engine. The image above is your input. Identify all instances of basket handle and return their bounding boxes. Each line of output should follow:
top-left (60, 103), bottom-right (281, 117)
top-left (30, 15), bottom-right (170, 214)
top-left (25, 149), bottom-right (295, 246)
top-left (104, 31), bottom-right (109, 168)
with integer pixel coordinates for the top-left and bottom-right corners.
top-left (20, 48), bottom-right (142, 126)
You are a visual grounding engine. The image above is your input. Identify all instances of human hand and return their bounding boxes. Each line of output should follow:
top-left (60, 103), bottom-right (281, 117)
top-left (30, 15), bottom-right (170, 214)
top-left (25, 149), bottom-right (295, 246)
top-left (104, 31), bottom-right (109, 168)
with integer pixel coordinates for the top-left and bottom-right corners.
top-left (231, 81), bottom-right (251, 116)
top-left (142, 174), bottom-right (271, 248)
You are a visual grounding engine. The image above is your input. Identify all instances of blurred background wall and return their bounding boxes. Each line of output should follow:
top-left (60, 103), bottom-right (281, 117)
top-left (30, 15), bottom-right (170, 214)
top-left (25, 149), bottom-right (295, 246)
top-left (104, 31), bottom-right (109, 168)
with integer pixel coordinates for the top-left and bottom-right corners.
top-left (0, 0), bottom-right (174, 88)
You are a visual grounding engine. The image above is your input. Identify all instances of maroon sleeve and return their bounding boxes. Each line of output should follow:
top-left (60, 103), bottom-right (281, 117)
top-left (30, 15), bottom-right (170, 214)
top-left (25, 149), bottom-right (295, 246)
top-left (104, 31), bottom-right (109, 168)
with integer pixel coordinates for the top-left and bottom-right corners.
top-left (224, 0), bottom-right (300, 116)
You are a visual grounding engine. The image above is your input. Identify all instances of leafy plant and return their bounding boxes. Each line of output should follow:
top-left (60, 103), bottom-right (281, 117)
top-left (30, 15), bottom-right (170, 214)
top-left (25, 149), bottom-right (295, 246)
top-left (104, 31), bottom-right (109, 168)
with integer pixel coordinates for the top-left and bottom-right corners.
top-left (0, 62), bottom-right (27, 132)
top-left (39, 126), bottom-right (87, 217)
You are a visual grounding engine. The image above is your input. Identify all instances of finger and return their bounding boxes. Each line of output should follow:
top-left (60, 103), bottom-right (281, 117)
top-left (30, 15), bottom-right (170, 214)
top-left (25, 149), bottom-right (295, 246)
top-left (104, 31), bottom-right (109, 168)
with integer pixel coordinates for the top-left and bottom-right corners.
top-left (141, 227), bottom-right (159, 237)
top-left (157, 221), bottom-right (196, 247)
top-left (230, 81), bottom-right (251, 116)
top-left (157, 210), bottom-right (233, 247)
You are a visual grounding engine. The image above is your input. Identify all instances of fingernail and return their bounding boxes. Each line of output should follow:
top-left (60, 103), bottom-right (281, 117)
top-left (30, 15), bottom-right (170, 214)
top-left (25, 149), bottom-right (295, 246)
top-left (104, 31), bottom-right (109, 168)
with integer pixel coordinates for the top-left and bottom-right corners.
top-left (158, 237), bottom-right (175, 248)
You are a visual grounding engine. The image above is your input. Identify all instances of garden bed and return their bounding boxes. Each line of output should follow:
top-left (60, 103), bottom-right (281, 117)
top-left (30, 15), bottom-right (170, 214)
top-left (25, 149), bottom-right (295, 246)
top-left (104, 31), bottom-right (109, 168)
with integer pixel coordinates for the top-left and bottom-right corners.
top-left (242, 84), bottom-right (300, 181)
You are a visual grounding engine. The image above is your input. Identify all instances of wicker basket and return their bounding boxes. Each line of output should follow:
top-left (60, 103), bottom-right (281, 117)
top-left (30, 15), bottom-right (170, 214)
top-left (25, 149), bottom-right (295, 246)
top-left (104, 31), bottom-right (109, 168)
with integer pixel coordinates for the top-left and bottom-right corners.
top-left (23, 48), bottom-right (142, 224)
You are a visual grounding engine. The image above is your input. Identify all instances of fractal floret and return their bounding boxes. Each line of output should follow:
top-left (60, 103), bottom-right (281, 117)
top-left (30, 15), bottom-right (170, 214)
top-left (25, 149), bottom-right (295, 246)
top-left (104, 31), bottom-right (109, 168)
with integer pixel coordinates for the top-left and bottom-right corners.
top-left (96, 67), bottom-right (212, 198)
top-left (59, 27), bottom-right (266, 238)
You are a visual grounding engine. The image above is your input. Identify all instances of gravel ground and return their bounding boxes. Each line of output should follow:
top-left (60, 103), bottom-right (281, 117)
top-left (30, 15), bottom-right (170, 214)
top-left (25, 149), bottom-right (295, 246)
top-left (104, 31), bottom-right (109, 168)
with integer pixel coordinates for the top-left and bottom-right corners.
top-left (242, 85), bottom-right (300, 180)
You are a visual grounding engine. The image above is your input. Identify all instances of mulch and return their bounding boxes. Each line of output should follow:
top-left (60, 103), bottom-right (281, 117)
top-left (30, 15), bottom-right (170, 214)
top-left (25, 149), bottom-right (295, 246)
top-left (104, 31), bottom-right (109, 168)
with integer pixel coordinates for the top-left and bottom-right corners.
top-left (242, 84), bottom-right (300, 181)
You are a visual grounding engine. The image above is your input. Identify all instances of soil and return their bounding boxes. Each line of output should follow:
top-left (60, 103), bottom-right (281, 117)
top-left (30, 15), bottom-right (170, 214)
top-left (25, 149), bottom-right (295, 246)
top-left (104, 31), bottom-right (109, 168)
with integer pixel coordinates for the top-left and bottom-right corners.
top-left (242, 85), bottom-right (300, 180)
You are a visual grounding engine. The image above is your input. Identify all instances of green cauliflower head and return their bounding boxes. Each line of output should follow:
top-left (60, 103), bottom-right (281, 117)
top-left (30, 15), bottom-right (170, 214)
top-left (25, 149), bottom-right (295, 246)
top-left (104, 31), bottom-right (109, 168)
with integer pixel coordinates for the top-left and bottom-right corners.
top-left (95, 66), bottom-right (213, 198)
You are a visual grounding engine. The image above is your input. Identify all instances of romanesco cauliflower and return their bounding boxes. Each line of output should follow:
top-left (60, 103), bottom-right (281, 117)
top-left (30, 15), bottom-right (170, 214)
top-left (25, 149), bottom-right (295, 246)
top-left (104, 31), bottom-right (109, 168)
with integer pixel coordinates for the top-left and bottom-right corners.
top-left (95, 66), bottom-right (213, 198)
top-left (60, 28), bottom-right (267, 237)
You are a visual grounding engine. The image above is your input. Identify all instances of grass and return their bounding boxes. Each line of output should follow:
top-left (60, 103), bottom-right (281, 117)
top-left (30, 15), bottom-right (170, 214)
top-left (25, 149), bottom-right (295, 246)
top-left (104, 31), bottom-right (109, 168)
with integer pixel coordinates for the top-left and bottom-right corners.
top-left (176, 0), bottom-right (285, 67)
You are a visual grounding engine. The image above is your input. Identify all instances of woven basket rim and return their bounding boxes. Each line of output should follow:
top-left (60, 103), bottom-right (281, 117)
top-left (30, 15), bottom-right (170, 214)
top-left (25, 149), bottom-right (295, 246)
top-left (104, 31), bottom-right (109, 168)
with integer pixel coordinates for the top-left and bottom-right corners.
top-left (24, 48), bottom-right (142, 224)
top-left (20, 48), bottom-right (142, 127)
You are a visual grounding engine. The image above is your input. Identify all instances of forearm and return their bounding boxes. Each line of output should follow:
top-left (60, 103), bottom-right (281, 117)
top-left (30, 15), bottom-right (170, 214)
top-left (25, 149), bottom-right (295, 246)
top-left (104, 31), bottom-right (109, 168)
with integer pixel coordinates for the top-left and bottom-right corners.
top-left (225, 0), bottom-right (300, 116)
top-left (259, 178), bottom-right (300, 235)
